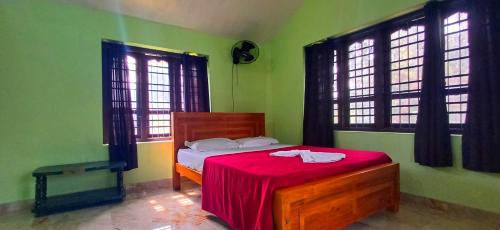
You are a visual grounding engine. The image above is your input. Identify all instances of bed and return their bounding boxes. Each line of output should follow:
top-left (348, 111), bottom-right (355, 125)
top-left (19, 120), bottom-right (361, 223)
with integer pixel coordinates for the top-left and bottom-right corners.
top-left (171, 112), bottom-right (399, 230)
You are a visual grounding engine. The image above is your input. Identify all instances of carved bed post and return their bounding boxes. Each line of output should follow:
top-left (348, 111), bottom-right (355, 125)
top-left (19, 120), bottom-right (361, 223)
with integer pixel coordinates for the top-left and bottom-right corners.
top-left (172, 170), bottom-right (181, 191)
top-left (172, 140), bottom-right (181, 191)
top-left (387, 163), bottom-right (400, 213)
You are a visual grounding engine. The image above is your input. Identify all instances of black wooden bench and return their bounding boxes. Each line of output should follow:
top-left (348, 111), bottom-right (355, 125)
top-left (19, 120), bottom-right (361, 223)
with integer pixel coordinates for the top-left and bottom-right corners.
top-left (32, 161), bottom-right (126, 217)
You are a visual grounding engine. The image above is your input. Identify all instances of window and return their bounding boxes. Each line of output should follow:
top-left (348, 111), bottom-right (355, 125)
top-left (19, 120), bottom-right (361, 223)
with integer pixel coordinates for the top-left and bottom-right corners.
top-left (444, 12), bottom-right (469, 128)
top-left (104, 42), bottom-right (210, 142)
top-left (326, 2), bottom-right (472, 133)
top-left (180, 64), bottom-right (186, 111)
top-left (390, 25), bottom-right (425, 128)
top-left (125, 56), bottom-right (140, 135)
top-left (347, 39), bottom-right (375, 127)
top-left (332, 50), bottom-right (339, 124)
top-left (122, 54), bottom-right (173, 141)
top-left (146, 58), bottom-right (172, 138)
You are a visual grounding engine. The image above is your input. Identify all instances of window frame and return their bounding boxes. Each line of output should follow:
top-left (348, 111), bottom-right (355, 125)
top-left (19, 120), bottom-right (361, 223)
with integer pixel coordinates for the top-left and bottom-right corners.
top-left (441, 2), bottom-right (470, 133)
top-left (345, 37), bottom-right (378, 129)
top-left (333, 28), bottom-right (383, 132)
top-left (330, 3), bottom-right (469, 134)
top-left (103, 43), bottom-right (187, 143)
top-left (385, 12), bottom-right (426, 132)
top-left (127, 51), bottom-right (176, 142)
top-left (334, 11), bottom-right (426, 132)
top-left (123, 53), bottom-right (143, 139)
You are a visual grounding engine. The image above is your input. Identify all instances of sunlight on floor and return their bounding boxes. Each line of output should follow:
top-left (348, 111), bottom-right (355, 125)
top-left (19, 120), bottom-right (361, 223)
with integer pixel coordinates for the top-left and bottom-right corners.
top-left (178, 198), bottom-right (194, 206)
top-left (187, 190), bottom-right (199, 196)
top-left (152, 225), bottom-right (172, 230)
top-left (171, 195), bottom-right (184, 199)
top-left (153, 205), bottom-right (165, 212)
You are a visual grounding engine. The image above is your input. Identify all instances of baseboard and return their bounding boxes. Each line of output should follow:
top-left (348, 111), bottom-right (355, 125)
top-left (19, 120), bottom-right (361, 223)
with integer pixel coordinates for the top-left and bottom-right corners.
top-left (1, 179), bottom-right (498, 220)
top-left (125, 178), bottom-right (173, 199)
top-left (0, 178), bottom-right (173, 216)
top-left (400, 193), bottom-right (500, 220)
top-left (0, 199), bottom-right (32, 216)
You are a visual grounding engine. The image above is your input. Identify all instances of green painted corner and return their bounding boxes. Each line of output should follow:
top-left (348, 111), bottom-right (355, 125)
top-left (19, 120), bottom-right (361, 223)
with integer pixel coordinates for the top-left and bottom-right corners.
top-left (0, 0), bottom-right (498, 215)
top-left (266, 0), bottom-right (499, 214)
top-left (0, 0), bottom-right (271, 204)
top-left (336, 132), bottom-right (500, 213)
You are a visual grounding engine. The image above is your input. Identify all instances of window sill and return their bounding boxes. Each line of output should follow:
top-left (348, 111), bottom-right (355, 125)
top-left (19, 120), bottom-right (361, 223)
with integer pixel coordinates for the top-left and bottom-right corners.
top-left (335, 130), bottom-right (414, 135)
top-left (136, 139), bottom-right (172, 144)
top-left (334, 129), bottom-right (463, 137)
top-left (102, 139), bottom-right (172, 146)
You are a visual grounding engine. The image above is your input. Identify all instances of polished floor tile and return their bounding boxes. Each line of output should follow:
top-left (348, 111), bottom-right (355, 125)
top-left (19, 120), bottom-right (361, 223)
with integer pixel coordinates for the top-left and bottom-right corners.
top-left (0, 181), bottom-right (498, 230)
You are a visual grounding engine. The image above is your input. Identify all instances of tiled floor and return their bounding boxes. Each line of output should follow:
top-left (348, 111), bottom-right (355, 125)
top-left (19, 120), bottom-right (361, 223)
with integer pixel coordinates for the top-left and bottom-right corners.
top-left (0, 180), bottom-right (498, 230)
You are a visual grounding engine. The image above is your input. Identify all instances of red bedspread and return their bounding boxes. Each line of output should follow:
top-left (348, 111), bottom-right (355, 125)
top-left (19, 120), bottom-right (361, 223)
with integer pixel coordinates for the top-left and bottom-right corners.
top-left (201, 145), bottom-right (392, 230)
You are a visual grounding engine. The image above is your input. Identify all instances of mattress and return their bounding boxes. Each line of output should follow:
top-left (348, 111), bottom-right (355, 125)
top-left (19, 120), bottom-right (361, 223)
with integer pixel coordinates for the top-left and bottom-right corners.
top-left (177, 144), bottom-right (294, 172)
top-left (201, 145), bottom-right (392, 230)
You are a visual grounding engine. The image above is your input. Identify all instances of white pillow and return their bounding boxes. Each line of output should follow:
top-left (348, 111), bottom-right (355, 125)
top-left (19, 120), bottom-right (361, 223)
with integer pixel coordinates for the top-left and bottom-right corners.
top-left (185, 138), bottom-right (239, 152)
top-left (235, 136), bottom-right (279, 148)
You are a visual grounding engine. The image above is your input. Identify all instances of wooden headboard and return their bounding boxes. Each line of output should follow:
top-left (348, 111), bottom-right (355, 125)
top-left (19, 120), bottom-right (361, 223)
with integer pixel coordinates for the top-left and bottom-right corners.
top-left (171, 112), bottom-right (265, 187)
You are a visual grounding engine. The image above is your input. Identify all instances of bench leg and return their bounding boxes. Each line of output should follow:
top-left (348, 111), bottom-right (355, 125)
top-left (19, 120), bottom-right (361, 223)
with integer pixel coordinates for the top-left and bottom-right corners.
top-left (34, 175), bottom-right (47, 216)
top-left (116, 169), bottom-right (125, 198)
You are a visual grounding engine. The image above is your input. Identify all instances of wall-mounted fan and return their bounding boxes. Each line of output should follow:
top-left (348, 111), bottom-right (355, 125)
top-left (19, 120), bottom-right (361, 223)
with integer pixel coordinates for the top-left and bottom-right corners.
top-left (231, 40), bottom-right (259, 64)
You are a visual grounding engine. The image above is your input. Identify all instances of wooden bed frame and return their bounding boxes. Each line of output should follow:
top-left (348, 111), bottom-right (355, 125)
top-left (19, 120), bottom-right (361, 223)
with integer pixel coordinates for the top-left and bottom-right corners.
top-left (171, 112), bottom-right (399, 230)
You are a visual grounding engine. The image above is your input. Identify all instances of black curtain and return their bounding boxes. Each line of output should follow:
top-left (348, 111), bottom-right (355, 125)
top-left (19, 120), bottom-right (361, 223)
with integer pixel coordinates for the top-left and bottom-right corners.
top-left (303, 40), bottom-right (335, 147)
top-left (102, 42), bottom-right (138, 171)
top-left (182, 55), bottom-right (210, 112)
top-left (462, 0), bottom-right (500, 172)
top-left (170, 57), bottom-right (184, 112)
top-left (414, 1), bottom-right (453, 167)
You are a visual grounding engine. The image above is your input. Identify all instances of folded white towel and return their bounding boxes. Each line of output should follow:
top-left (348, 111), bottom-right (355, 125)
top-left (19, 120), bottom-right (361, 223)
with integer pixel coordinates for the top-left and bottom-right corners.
top-left (270, 150), bottom-right (346, 163)
top-left (270, 150), bottom-right (310, 157)
top-left (300, 152), bottom-right (346, 163)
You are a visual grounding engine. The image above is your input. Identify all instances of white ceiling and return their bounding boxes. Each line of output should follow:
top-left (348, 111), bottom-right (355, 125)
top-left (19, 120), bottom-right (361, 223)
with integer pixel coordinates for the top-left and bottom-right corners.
top-left (57, 0), bottom-right (304, 42)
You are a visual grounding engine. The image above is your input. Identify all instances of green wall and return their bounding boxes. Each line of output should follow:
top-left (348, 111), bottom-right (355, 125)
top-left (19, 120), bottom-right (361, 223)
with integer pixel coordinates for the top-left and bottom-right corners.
top-left (268, 0), bottom-right (500, 213)
top-left (0, 0), bottom-right (272, 204)
top-left (1, 0), bottom-right (499, 215)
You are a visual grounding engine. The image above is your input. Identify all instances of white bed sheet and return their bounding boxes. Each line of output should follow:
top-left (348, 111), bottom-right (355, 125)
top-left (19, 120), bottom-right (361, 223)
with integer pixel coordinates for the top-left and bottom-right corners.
top-left (178, 144), bottom-right (294, 172)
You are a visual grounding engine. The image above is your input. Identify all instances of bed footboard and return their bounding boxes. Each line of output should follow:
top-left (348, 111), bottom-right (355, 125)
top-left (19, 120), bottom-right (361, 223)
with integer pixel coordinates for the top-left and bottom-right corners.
top-left (273, 163), bottom-right (400, 230)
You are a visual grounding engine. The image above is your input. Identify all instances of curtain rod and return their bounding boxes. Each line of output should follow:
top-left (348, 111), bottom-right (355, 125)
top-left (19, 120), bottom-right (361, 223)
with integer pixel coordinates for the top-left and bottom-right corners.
top-left (304, 1), bottom-right (427, 48)
top-left (102, 39), bottom-right (209, 58)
